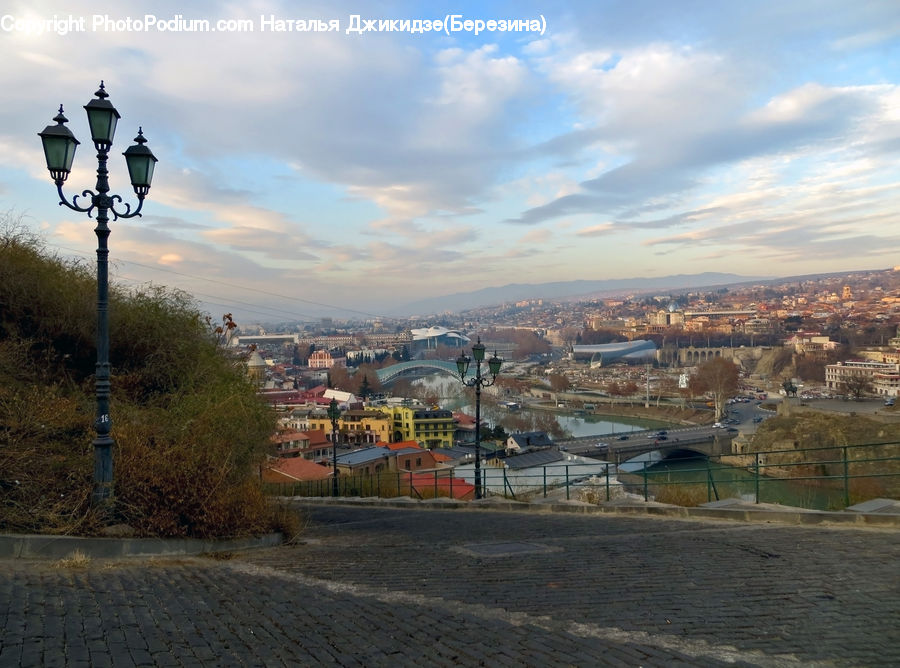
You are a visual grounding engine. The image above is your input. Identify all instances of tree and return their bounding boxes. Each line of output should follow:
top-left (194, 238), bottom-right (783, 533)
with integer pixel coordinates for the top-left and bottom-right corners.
top-left (695, 357), bottom-right (740, 419)
top-left (621, 381), bottom-right (640, 406)
top-left (548, 373), bottom-right (571, 392)
top-left (655, 375), bottom-right (678, 407)
top-left (327, 365), bottom-right (351, 391)
top-left (358, 375), bottom-right (372, 400)
top-left (840, 375), bottom-right (873, 400)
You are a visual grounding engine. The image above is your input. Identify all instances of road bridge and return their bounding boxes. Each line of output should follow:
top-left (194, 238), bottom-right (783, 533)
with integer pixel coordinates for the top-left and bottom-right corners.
top-left (558, 428), bottom-right (738, 464)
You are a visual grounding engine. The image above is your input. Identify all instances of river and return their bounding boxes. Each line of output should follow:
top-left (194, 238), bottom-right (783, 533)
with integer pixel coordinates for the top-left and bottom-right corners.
top-left (634, 455), bottom-right (850, 510)
top-left (412, 374), bottom-right (663, 438)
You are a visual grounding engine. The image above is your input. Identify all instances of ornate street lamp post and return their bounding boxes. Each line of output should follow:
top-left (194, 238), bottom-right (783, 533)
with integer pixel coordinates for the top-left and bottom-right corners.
top-left (456, 338), bottom-right (502, 499)
top-left (327, 398), bottom-right (342, 497)
top-left (38, 82), bottom-right (157, 506)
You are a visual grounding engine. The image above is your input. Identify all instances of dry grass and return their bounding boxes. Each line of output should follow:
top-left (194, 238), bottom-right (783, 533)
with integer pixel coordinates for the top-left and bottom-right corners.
top-left (52, 549), bottom-right (91, 569)
top-left (651, 484), bottom-right (710, 507)
top-left (270, 504), bottom-right (308, 545)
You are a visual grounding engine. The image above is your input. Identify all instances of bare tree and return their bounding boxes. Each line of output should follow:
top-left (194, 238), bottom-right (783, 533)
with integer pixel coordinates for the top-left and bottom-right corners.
top-left (695, 357), bottom-right (740, 419)
top-left (840, 375), bottom-right (873, 401)
top-left (549, 373), bottom-right (571, 392)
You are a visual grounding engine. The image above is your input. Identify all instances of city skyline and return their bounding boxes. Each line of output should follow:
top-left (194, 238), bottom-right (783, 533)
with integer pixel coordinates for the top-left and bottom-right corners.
top-left (2, 0), bottom-right (899, 322)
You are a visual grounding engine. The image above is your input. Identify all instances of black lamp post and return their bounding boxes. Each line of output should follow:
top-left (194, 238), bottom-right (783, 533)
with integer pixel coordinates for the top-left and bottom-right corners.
top-left (456, 338), bottom-right (502, 500)
top-left (327, 398), bottom-right (341, 497)
top-left (38, 82), bottom-right (157, 506)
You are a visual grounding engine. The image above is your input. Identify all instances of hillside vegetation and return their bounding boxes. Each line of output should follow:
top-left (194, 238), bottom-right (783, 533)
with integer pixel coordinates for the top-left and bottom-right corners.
top-left (0, 221), bottom-right (277, 537)
top-left (747, 412), bottom-right (900, 500)
top-left (750, 412), bottom-right (900, 451)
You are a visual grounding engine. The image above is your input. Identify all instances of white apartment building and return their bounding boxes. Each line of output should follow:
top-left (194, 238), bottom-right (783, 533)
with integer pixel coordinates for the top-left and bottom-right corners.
top-left (825, 360), bottom-right (900, 397)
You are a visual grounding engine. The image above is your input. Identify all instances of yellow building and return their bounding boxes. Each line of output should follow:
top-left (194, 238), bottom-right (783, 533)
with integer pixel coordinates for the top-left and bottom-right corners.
top-left (374, 404), bottom-right (456, 449)
top-left (308, 409), bottom-right (392, 446)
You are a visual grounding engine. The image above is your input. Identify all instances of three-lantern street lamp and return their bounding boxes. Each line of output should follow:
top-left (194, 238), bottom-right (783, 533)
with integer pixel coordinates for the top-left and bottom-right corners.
top-left (38, 82), bottom-right (157, 506)
top-left (327, 399), bottom-right (342, 497)
top-left (456, 338), bottom-right (502, 500)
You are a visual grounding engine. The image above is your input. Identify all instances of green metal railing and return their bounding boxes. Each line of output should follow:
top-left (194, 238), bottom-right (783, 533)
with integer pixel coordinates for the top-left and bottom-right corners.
top-left (264, 441), bottom-right (900, 511)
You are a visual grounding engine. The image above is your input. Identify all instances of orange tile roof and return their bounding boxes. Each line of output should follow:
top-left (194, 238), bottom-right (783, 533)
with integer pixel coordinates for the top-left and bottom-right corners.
top-left (263, 457), bottom-right (332, 482)
top-left (385, 440), bottom-right (421, 451)
top-left (301, 429), bottom-right (331, 446)
top-left (407, 473), bottom-right (474, 500)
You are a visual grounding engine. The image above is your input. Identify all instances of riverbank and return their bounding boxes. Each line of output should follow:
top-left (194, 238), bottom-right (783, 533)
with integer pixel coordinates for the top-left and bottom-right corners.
top-left (532, 400), bottom-right (712, 426)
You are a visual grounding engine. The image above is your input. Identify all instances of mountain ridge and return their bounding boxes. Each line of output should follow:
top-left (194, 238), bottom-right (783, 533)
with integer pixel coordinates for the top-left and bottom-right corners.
top-left (395, 272), bottom-right (769, 315)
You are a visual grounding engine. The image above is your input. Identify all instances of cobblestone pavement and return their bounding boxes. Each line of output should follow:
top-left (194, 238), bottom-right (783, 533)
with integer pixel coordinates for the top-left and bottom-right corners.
top-left (1, 506), bottom-right (898, 667)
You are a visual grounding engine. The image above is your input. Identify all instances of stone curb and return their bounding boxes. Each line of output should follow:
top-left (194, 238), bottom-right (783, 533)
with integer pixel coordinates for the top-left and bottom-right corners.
top-left (0, 532), bottom-right (283, 560)
top-left (284, 496), bottom-right (900, 528)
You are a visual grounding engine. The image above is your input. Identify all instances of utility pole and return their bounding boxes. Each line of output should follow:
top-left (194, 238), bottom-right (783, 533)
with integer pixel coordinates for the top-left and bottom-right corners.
top-left (645, 363), bottom-right (651, 408)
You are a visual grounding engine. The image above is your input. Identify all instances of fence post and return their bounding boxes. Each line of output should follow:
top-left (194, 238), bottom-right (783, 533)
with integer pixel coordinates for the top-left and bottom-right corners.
top-left (754, 452), bottom-right (760, 504)
top-left (642, 466), bottom-right (648, 501)
top-left (434, 470), bottom-right (438, 498)
top-left (605, 465), bottom-right (610, 501)
top-left (543, 468), bottom-right (547, 498)
top-left (843, 446), bottom-right (850, 508)
top-left (566, 465), bottom-right (570, 500)
top-left (450, 474), bottom-right (453, 499)
top-left (397, 472), bottom-right (401, 497)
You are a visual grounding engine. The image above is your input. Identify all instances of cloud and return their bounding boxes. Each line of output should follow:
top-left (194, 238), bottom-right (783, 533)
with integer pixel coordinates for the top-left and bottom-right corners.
top-left (575, 223), bottom-right (614, 237)
top-left (5, 1), bottom-right (900, 317)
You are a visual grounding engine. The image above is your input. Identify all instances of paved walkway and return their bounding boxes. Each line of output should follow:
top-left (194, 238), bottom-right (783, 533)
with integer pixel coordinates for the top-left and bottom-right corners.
top-left (1, 506), bottom-right (898, 666)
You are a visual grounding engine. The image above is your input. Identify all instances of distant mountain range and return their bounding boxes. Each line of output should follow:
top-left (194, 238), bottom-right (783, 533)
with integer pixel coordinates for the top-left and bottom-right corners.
top-left (395, 272), bottom-right (770, 316)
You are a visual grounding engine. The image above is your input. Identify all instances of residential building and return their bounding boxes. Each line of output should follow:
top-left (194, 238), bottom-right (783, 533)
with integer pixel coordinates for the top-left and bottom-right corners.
top-left (506, 431), bottom-right (553, 453)
top-left (825, 360), bottom-right (900, 396)
top-left (334, 444), bottom-right (446, 476)
top-left (307, 409), bottom-right (392, 446)
top-left (308, 349), bottom-right (346, 369)
top-left (374, 404), bottom-right (456, 448)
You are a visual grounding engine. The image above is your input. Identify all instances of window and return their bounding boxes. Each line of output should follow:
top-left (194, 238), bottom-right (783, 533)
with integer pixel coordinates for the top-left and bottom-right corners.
top-left (416, 458), bottom-right (422, 466)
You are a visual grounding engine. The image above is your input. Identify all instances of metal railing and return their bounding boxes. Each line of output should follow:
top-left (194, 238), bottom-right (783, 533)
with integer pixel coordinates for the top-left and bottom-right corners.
top-left (264, 441), bottom-right (900, 511)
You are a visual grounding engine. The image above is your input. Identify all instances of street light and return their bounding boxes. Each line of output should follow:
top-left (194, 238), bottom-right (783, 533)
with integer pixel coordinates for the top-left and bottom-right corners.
top-left (327, 398), bottom-right (342, 497)
top-left (38, 82), bottom-right (157, 506)
top-left (456, 338), bottom-right (502, 499)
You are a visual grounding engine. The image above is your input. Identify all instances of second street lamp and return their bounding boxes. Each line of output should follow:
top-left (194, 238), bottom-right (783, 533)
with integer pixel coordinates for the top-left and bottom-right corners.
top-left (456, 338), bottom-right (502, 500)
top-left (38, 82), bottom-right (157, 507)
top-left (327, 398), bottom-right (342, 497)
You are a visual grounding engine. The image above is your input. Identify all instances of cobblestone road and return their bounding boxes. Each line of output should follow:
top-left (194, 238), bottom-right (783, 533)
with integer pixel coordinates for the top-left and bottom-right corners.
top-left (1, 506), bottom-right (898, 666)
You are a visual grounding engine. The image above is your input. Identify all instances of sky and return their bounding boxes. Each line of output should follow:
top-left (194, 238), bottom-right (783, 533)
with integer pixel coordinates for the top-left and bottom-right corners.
top-left (2, 1), bottom-right (899, 323)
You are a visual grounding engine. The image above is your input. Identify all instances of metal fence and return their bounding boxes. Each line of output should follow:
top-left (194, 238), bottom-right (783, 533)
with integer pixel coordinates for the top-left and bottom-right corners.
top-left (264, 441), bottom-right (900, 511)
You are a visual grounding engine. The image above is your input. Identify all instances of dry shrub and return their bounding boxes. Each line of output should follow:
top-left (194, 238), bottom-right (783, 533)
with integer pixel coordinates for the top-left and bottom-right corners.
top-left (1, 220), bottom-right (277, 538)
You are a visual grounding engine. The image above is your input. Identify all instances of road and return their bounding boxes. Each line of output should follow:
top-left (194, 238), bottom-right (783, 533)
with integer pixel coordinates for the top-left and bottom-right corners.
top-left (3, 505), bottom-right (896, 666)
